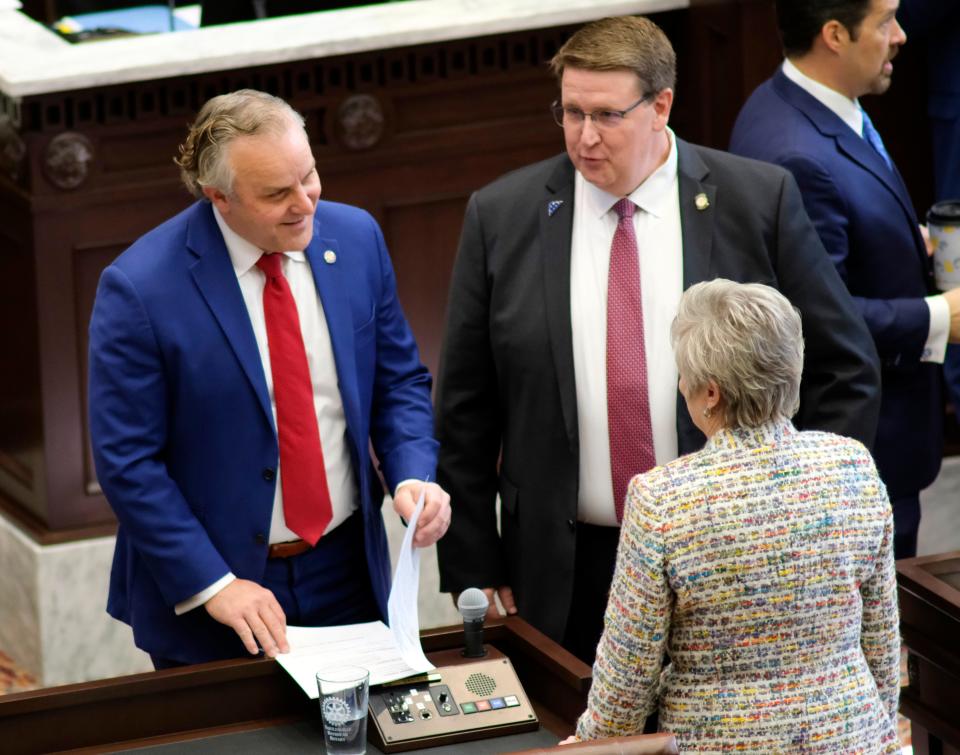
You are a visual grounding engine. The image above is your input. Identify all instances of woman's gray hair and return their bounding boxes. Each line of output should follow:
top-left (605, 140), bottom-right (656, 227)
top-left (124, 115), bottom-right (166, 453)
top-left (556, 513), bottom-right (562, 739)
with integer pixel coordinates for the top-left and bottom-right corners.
top-left (671, 279), bottom-right (804, 428)
top-left (175, 89), bottom-right (305, 199)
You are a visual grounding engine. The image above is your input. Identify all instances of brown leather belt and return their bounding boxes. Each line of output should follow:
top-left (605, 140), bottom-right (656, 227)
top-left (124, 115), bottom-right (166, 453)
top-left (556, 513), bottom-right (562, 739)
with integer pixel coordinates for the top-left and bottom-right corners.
top-left (267, 539), bottom-right (312, 559)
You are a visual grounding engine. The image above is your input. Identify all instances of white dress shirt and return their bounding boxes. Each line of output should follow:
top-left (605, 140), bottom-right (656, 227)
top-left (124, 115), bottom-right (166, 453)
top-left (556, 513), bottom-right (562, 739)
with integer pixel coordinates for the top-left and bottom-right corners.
top-left (571, 128), bottom-right (683, 526)
top-left (176, 208), bottom-right (358, 613)
top-left (782, 58), bottom-right (948, 363)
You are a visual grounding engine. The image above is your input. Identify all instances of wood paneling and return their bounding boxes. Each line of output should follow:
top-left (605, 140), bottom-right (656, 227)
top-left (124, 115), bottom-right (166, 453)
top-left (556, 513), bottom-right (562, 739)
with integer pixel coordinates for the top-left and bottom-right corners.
top-left (4, 2), bottom-right (887, 536)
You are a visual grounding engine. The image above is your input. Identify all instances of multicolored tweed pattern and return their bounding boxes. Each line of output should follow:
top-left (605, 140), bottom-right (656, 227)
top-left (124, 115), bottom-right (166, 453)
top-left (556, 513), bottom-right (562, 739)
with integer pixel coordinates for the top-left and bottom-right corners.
top-left (575, 419), bottom-right (901, 754)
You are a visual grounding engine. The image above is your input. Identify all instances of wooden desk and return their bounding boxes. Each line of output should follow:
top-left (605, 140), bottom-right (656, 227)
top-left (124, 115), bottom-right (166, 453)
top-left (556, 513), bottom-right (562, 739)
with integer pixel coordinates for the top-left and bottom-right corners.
top-left (897, 551), bottom-right (960, 755)
top-left (0, 617), bottom-right (592, 754)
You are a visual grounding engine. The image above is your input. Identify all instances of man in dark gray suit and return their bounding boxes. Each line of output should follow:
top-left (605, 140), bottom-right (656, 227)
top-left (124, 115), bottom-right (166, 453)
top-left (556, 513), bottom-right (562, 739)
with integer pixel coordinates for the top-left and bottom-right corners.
top-left (435, 15), bottom-right (880, 665)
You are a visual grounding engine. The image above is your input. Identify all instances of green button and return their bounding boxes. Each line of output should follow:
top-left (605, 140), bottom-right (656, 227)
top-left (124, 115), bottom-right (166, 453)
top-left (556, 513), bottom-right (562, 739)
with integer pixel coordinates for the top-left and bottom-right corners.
top-left (461, 702), bottom-right (478, 714)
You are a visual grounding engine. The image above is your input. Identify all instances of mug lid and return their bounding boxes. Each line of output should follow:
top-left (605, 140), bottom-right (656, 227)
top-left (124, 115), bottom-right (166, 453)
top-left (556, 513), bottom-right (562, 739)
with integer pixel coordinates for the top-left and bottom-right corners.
top-left (928, 200), bottom-right (960, 224)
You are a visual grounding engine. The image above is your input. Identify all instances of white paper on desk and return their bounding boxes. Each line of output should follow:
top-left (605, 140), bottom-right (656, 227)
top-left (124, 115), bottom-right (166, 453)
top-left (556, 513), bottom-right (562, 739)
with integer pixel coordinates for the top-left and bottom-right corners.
top-left (278, 622), bottom-right (427, 699)
top-left (0, 2), bottom-right (23, 10)
top-left (387, 483), bottom-right (434, 672)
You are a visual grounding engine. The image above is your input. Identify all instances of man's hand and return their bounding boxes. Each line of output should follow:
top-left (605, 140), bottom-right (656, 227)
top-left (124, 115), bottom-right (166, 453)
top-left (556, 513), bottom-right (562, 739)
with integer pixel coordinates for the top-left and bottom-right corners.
top-left (453, 586), bottom-right (518, 622)
top-left (944, 287), bottom-right (960, 343)
top-left (558, 736), bottom-right (579, 745)
top-left (204, 579), bottom-right (289, 657)
top-left (393, 481), bottom-right (452, 547)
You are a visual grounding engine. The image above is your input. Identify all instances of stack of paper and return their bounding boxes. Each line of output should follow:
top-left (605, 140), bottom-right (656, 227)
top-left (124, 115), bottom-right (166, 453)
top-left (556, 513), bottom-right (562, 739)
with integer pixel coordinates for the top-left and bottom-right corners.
top-left (276, 484), bottom-right (434, 698)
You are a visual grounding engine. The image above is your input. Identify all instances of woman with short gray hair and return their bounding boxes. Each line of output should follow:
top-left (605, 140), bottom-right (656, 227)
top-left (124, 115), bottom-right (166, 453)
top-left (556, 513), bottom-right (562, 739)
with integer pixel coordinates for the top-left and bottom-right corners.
top-left (567, 279), bottom-right (901, 753)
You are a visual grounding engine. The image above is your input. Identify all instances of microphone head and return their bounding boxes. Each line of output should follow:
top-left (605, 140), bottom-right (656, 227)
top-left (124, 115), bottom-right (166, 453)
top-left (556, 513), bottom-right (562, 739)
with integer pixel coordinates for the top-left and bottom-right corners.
top-left (457, 588), bottom-right (489, 621)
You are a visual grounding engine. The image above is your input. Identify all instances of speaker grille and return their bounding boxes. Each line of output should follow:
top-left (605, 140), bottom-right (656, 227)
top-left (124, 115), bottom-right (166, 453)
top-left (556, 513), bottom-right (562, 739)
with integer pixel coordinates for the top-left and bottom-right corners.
top-left (464, 672), bottom-right (497, 697)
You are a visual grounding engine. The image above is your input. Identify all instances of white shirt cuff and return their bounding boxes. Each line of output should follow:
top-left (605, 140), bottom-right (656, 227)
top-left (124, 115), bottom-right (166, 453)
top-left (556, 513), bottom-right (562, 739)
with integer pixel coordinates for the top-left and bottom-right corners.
top-left (923, 295), bottom-right (950, 363)
top-left (393, 479), bottom-right (422, 498)
top-left (174, 572), bottom-right (236, 615)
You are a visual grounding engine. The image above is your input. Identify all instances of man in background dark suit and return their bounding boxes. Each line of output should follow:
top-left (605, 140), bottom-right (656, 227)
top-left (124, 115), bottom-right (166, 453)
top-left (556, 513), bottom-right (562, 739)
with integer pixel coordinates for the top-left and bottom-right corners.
top-left (436, 15), bottom-right (879, 665)
top-left (730, 0), bottom-right (960, 559)
top-left (898, 0), bottom-right (960, 420)
top-left (897, 0), bottom-right (960, 204)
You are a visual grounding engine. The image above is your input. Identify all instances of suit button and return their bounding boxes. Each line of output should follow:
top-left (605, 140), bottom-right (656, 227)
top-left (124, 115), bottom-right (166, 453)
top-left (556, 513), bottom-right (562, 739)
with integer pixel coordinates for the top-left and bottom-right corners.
top-left (567, 519), bottom-right (576, 532)
top-left (262, 467), bottom-right (275, 481)
top-left (254, 533), bottom-right (266, 545)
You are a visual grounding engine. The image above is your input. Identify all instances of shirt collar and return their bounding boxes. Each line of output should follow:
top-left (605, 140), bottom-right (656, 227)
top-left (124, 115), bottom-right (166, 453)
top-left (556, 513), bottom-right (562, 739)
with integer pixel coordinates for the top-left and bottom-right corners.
top-left (782, 58), bottom-right (863, 136)
top-left (582, 126), bottom-right (679, 220)
top-left (211, 205), bottom-right (307, 278)
top-left (705, 417), bottom-right (797, 453)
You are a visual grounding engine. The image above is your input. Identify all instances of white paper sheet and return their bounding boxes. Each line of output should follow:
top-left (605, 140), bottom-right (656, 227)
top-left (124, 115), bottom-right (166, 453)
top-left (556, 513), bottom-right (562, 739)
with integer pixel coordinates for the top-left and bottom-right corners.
top-left (277, 621), bottom-right (429, 699)
top-left (387, 483), bottom-right (434, 671)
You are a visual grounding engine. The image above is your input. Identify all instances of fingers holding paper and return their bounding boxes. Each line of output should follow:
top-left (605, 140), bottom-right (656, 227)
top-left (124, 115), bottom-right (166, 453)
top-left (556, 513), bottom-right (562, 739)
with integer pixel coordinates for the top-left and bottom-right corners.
top-left (394, 481), bottom-right (452, 547)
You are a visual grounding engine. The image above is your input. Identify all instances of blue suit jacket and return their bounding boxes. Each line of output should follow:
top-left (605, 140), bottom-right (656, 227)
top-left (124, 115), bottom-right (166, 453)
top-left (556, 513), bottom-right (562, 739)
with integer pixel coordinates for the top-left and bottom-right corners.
top-left (730, 69), bottom-right (943, 498)
top-left (89, 200), bottom-right (437, 663)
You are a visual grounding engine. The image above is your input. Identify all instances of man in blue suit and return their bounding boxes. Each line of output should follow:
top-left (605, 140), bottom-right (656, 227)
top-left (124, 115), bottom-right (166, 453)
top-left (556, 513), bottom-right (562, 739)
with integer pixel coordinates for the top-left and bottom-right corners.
top-left (730, 0), bottom-right (960, 558)
top-left (89, 89), bottom-right (451, 666)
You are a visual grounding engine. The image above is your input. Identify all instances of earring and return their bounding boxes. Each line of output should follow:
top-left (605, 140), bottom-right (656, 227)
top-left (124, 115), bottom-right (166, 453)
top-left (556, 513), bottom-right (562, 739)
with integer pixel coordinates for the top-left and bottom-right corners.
top-left (702, 407), bottom-right (712, 419)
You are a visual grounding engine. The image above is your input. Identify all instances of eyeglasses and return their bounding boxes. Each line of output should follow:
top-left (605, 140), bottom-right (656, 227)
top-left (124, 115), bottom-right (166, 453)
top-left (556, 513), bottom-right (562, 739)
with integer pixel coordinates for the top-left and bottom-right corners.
top-left (550, 93), bottom-right (654, 129)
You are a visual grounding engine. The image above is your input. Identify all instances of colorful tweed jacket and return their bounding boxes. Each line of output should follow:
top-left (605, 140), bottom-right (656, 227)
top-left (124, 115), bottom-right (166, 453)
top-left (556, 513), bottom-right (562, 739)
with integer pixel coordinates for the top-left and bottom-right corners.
top-left (575, 420), bottom-right (900, 754)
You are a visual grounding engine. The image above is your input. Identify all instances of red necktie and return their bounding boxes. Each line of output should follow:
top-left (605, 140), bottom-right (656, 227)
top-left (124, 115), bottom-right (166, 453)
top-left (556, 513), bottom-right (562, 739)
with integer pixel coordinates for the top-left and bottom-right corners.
top-left (257, 253), bottom-right (333, 545)
top-left (606, 198), bottom-right (656, 522)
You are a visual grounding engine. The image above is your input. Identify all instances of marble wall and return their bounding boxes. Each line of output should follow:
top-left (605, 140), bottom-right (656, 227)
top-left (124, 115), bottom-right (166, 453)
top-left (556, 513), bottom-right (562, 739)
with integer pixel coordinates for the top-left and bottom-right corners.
top-left (0, 513), bottom-right (151, 688)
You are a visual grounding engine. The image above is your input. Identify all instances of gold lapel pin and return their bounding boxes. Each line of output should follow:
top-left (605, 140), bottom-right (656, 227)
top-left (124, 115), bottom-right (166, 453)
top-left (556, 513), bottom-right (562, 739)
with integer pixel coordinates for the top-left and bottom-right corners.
top-left (323, 250), bottom-right (337, 264)
top-left (695, 193), bottom-right (709, 211)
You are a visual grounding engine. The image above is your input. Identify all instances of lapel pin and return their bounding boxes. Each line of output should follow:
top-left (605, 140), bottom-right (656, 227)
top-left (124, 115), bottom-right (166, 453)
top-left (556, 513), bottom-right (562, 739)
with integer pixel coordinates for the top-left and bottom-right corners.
top-left (323, 250), bottom-right (337, 264)
top-left (695, 193), bottom-right (709, 211)
top-left (547, 200), bottom-right (564, 217)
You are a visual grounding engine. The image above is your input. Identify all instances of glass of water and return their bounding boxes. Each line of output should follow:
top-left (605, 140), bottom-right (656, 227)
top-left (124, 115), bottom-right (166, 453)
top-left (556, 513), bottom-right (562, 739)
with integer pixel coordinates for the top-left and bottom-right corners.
top-left (316, 665), bottom-right (369, 755)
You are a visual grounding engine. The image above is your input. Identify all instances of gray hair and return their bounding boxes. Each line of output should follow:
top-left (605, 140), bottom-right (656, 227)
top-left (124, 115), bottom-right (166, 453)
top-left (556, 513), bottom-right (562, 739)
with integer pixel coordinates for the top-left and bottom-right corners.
top-left (175, 89), bottom-right (305, 198)
top-left (671, 279), bottom-right (804, 428)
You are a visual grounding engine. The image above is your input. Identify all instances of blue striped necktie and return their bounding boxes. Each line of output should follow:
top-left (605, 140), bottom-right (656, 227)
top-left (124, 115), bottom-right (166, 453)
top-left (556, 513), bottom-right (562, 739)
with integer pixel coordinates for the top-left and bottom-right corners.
top-left (861, 108), bottom-right (893, 171)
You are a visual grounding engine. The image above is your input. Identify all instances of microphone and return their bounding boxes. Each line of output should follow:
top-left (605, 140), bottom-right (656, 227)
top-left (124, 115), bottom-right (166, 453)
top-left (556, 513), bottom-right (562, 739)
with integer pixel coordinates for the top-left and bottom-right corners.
top-left (457, 588), bottom-right (489, 658)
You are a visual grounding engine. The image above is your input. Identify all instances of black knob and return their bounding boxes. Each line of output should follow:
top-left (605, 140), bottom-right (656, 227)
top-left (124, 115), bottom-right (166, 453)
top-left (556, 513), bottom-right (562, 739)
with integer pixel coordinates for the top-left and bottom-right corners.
top-left (438, 692), bottom-right (448, 704)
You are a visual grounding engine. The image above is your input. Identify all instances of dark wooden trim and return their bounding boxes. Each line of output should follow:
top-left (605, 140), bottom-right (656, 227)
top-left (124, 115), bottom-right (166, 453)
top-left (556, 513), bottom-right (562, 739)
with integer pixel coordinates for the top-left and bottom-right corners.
top-left (0, 618), bottom-right (591, 755)
top-left (0, 489), bottom-right (117, 545)
top-left (897, 552), bottom-right (960, 751)
top-left (896, 551), bottom-right (960, 621)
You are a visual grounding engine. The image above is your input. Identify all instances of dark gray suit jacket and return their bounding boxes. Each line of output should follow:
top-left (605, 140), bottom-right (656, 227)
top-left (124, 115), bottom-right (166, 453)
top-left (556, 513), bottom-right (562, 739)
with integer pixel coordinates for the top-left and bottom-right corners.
top-left (435, 141), bottom-right (880, 642)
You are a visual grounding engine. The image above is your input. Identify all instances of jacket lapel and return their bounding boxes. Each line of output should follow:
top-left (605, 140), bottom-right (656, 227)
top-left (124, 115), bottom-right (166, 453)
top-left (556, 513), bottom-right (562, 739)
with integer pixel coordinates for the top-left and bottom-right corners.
top-left (186, 203), bottom-right (274, 429)
top-left (540, 157), bottom-right (579, 453)
top-left (674, 140), bottom-right (713, 453)
top-left (772, 70), bottom-right (920, 232)
top-left (676, 139), bottom-right (716, 288)
top-left (305, 232), bottom-right (362, 452)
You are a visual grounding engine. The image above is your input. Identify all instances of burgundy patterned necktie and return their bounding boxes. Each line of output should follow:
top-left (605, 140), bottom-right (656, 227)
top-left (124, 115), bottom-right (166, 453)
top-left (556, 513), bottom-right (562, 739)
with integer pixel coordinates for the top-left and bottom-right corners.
top-left (257, 253), bottom-right (333, 545)
top-left (606, 198), bottom-right (656, 522)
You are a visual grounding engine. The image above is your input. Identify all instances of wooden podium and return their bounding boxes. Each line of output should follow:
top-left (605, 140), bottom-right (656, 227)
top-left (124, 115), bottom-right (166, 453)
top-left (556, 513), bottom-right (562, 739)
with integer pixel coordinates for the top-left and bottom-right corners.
top-left (897, 551), bottom-right (960, 755)
top-left (0, 616), bottom-right (673, 754)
